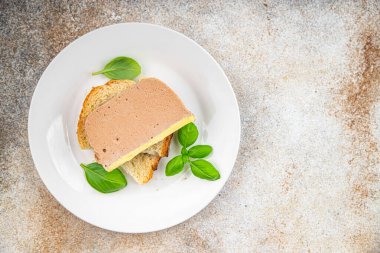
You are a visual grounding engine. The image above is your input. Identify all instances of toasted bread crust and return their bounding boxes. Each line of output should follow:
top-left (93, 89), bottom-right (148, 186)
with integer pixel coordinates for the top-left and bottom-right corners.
top-left (160, 134), bottom-right (173, 157)
top-left (144, 156), bottom-right (161, 183)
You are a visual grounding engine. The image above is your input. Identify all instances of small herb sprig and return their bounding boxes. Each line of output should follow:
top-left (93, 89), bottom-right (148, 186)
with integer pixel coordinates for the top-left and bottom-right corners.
top-left (166, 123), bottom-right (220, 181)
top-left (92, 56), bottom-right (141, 80)
top-left (80, 163), bottom-right (127, 193)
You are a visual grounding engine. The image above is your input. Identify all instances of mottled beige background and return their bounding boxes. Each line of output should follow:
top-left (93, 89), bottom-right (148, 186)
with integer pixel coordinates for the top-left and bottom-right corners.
top-left (1, 0), bottom-right (380, 252)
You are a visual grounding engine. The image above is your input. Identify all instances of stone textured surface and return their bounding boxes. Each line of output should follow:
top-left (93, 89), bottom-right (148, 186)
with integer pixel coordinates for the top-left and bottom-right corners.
top-left (1, 0), bottom-right (380, 252)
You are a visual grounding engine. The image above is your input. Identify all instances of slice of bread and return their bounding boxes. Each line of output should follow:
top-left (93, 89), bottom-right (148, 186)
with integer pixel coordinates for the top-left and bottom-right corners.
top-left (121, 154), bottom-right (161, 184)
top-left (77, 80), bottom-right (172, 184)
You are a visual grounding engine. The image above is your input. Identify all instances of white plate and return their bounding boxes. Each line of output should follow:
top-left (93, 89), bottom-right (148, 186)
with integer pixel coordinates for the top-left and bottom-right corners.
top-left (28, 23), bottom-right (240, 233)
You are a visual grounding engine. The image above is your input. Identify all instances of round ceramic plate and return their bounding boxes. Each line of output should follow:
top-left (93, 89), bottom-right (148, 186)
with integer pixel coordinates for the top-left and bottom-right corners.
top-left (28, 23), bottom-right (240, 233)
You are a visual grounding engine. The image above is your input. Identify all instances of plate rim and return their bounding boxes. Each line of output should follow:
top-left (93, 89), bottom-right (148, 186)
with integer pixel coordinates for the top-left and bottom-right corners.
top-left (28, 22), bottom-right (241, 233)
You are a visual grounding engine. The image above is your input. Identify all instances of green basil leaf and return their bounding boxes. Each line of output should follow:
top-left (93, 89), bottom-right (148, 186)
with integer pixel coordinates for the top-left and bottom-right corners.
top-left (190, 160), bottom-right (220, 181)
top-left (80, 163), bottom-right (127, 193)
top-left (178, 123), bottom-right (198, 148)
top-left (92, 56), bottom-right (141, 80)
top-left (188, 145), bottom-right (213, 158)
top-left (165, 155), bottom-right (185, 176)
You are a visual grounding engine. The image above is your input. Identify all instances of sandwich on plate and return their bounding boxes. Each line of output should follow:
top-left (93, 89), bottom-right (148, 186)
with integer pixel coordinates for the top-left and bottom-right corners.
top-left (77, 77), bottom-right (194, 184)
